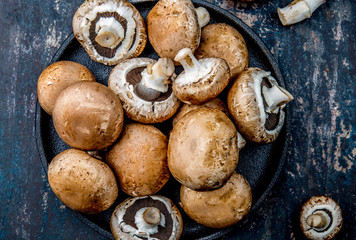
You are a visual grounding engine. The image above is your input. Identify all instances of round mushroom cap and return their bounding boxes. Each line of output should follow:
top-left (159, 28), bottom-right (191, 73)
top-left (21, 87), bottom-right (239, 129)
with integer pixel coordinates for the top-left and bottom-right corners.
top-left (147, 0), bottom-right (201, 61)
top-left (106, 123), bottom-right (170, 197)
top-left (108, 58), bottom-right (180, 123)
top-left (110, 195), bottom-right (183, 240)
top-left (168, 107), bottom-right (240, 190)
top-left (73, 0), bottom-right (147, 65)
top-left (227, 67), bottom-right (293, 144)
top-left (195, 23), bottom-right (249, 78)
top-left (173, 56), bottom-right (230, 105)
top-left (300, 196), bottom-right (343, 240)
top-left (172, 98), bottom-right (229, 126)
top-left (53, 81), bottom-right (124, 150)
top-left (48, 149), bottom-right (118, 214)
top-left (37, 61), bottom-right (95, 115)
top-left (180, 172), bottom-right (252, 228)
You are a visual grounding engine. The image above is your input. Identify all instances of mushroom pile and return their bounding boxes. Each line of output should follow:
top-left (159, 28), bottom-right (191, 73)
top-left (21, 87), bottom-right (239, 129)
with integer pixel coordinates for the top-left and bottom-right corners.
top-left (37, 0), bottom-right (294, 238)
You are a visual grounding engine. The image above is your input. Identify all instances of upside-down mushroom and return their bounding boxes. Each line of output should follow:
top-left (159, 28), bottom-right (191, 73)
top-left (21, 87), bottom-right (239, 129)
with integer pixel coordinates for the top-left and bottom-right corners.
top-left (228, 68), bottom-right (293, 144)
top-left (173, 48), bottom-right (230, 105)
top-left (108, 57), bottom-right (180, 123)
top-left (73, 0), bottom-right (147, 65)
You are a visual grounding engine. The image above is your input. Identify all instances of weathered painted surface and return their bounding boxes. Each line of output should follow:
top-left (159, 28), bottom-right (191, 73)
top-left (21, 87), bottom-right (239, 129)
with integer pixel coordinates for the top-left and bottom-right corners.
top-left (0, 0), bottom-right (354, 239)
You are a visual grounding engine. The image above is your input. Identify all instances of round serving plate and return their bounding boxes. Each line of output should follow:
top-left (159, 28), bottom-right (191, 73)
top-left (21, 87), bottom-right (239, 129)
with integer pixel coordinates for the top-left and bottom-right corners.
top-left (35, 0), bottom-right (291, 239)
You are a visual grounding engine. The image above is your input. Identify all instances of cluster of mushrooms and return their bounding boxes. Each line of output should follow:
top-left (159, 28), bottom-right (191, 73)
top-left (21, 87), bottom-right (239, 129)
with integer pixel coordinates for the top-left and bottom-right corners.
top-left (34, 0), bottom-right (339, 239)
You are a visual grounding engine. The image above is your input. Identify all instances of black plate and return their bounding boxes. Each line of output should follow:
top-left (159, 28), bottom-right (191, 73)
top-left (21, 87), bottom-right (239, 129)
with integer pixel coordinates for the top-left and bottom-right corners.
top-left (35, 0), bottom-right (291, 239)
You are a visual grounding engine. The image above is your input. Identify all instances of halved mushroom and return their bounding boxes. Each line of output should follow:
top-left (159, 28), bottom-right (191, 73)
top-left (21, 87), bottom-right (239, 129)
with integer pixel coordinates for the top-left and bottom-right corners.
top-left (48, 149), bottom-right (118, 214)
top-left (227, 68), bottom-right (293, 144)
top-left (37, 61), bottom-right (95, 115)
top-left (168, 107), bottom-right (240, 191)
top-left (195, 23), bottom-right (249, 78)
top-left (180, 172), bottom-right (252, 228)
top-left (147, 0), bottom-right (210, 62)
top-left (111, 195), bottom-right (183, 240)
top-left (300, 196), bottom-right (343, 240)
top-left (106, 123), bottom-right (170, 197)
top-left (73, 0), bottom-right (147, 65)
top-left (108, 57), bottom-right (180, 123)
top-left (52, 81), bottom-right (124, 150)
top-left (173, 48), bottom-right (230, 105)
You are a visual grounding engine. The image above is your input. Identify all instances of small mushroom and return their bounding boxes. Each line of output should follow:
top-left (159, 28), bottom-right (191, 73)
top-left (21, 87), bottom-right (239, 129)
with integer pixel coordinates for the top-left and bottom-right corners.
top-left (180, 172), bottom-right (252, 228)
top-left (37, 61), bottom-right (95, 115)
top-left (300, 196), bottom-right (343, 240)
top-left (195, 23), bottom-right (249, 78)
top-left (147, 0), bottom-right (210, 62)
top-left (278, 0), bottom-right (326, 26)
top-left (173, 48), bottom-right (230, 105)
top-left (73, 0), bottom-right (147, 65)
top-left (110, 195), bottom-right (183, 240)
top-left (106, 123), bottom-right (170, 197)
top-left (227, 68), bottom-right (293, 144)
top-left (52, 81), bottom-right (124, 150)
top-left (108, 57), bottom-right (180, 123)
top-left (48, 149), bottom-right (118, 214)
top-left (168, 107), bottom-right (240, 190)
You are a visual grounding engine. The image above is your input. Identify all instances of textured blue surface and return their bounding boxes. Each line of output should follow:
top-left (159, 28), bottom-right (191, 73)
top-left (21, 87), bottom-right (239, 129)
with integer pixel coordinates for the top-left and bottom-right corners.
top-left (0, 0), bottom-right (355, 239)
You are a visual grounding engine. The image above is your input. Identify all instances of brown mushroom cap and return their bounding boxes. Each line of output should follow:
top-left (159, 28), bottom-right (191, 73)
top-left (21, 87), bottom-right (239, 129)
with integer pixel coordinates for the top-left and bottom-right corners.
top-left (168, 107), bottom-right (240, 190)
top-left (110, 195), bottom-right (183, 240)
top-left (172, 98), bottom-right (229, 126)
top-left (73, 0), bottom-right (147, 65)
top-left (48, 149), bottom-right (118, 214)
top-left (300, 196), bottom-right (343, 240)
top-left (173, 48), bottom-right (231, 105)
top-left (147, 0), bottom-right (201, 62)
top-left (106, 123), bottom-right (170, 197)
top-left (227, 67), bottom-right (293, 144)
top-left (37, 61), bottom-right (95, 115)
top-left (52, 81), bottom-right (124, 150)
top-left (195, 23), bottom-right (249, 78)
top-left (180, 172), bottom-right (252, 228)
top-left (108, 57), bottom-right (180, 123)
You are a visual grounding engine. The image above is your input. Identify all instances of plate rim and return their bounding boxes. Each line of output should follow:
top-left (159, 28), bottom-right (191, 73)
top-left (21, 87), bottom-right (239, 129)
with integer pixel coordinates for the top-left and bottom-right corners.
top-left (35, 0), bottom-right (291, 239)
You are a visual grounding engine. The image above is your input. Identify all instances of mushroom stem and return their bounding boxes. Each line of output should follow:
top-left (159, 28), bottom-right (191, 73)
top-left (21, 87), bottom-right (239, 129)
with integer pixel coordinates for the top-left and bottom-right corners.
top-left (195, 7), bottom-right (210, 28)
top-left (174, 48), bottom-right (206, 74)
top-left (143, 207), bottom-right (162, 226)
top-left (135, 58), bottom-right (174, 101)
top-left (277, 0), bottom-right (327, 26)
top-left (95, 18), bottom-right (124, 48)
top-left (262, 84), bottom-right (294, 113)
top-left (306, 210), bottom-right (331, 230)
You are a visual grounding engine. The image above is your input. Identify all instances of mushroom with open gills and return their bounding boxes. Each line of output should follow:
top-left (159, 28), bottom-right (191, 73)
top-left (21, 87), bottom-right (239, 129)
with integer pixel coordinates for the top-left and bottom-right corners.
top-left (106, 123), bottom-right (170, 197)
top-left (300, 196), bottom-right (343, 240)
top-left (73, 0), bottom-right (147, 65)
top-left (52, 81), bottom-right (124, 150)
top-left (168, 107), bottom-right (241, 191)
top-left (110, 195), bottom-right (183, 240)
top-left (108, 57), bottom-right (180, 123)
top-left (37, 61), bottom-right (95, 115)
top-left (147, 0), bottom-right (210, 62)
top-left (173, 48), bottom-right (230, 105)
top-left (227, 67), bottom-right (294, 144)
top-left (180, 172), bottom-right (252, 228)
top-left (195, 23), bottom-right (249, 78)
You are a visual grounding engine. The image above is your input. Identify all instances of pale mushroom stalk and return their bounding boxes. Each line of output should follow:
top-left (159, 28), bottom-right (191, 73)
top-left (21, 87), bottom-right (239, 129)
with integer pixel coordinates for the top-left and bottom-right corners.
top-left (306, 210), bottom-right (331, 230)
top-left (174, 48), bottom-right (207, 75)
top-left (195, 7), bottom-right (210, 28)
top-left (278, 0), bottom-right (327, 26)
top-left (262, 84), bottom-right (294, 114)
top-left (135, 58), bottom-right (174, 101)
top-left (95, 18), bottom-right (125, 48)
top-left (135, 207), bottom-right (165, 235)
